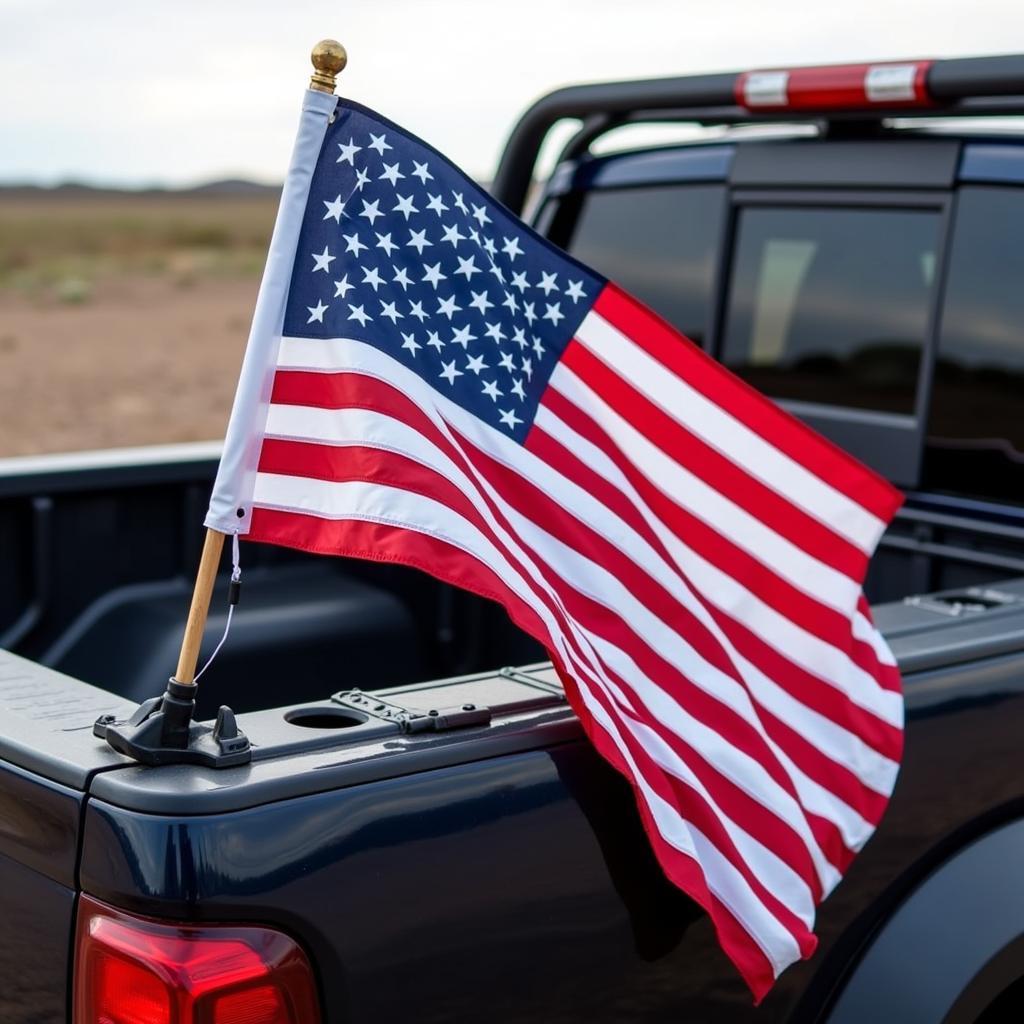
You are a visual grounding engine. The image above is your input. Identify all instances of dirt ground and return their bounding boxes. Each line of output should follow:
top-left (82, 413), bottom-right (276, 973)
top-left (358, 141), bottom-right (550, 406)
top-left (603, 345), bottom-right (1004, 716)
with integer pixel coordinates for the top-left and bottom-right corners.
top-left (0, 191), bottom-right (276, 457)
top-left (0, 276), bottom-right (257, 455)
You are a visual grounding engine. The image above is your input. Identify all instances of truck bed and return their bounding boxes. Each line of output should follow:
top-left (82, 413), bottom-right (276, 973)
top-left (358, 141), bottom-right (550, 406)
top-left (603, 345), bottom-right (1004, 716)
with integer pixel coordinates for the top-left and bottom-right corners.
top-left (5, 580), bottom-right (1024, 1021)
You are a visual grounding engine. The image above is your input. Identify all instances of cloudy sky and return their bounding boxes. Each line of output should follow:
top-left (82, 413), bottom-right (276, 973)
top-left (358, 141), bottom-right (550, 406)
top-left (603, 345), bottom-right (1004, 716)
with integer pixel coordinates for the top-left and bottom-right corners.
top-left (1, 0), bottom-right (1022, 187)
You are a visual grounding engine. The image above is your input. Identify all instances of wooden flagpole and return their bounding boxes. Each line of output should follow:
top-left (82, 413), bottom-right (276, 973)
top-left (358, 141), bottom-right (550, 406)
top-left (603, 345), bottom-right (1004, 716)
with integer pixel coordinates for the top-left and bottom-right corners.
top-left (172, 40), bottom-right (347, 687)
top-left (173, 528), bottom-right (226, 684)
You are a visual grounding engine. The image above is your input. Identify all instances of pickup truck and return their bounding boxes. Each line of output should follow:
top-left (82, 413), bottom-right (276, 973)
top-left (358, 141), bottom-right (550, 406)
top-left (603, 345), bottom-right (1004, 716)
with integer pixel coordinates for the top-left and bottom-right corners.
top-left (5, 53), bottom-right (1024, 1023)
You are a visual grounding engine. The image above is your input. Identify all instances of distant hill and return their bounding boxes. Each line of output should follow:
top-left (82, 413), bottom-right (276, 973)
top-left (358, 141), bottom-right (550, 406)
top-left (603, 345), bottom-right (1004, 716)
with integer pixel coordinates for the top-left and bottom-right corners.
top-left (0, 179), bottom-right (281, 199)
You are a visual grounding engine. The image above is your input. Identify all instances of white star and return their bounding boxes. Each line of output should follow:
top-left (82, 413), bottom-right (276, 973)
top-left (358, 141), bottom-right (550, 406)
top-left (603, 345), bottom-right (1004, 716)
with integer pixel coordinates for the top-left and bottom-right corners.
top-left (451, 191), bottom-right (469, 213)
top-left (481, 379), bottom-right (503, 402)
top-left (498, 351), bottom-right (516, 373)
top-left (466, 352), bottom-right (488, 374)
top-left (312, 246), bottom-right (335, 273)
top-left (368, 132), bottom-right (392, 155)
top-left (426, 330), bottom-right (445, 353)
top-left (393, 194), bottom-right (418, 220)
top-left (379, 161), bottom-right (404, 186)
top-left (484, 322), bottom-right (506, 344)
top-left (532, 336), bottom-right (545, 359)
top-left (543, 302), bottom-right (564, 325)
top-left (407, 228), bottom-right (432, 254)
top-left (426, 193), bottom-right (449, 216)
top-left (361, 266), bottom-right (385, 291)
top-left (511, 270), bottom-right (529, 293)
top-left (439, 359), bottom-right (463, 385)
top-left (451, 325), bottom-right (477, 348)
top-left (323, 195), bottom-right (345, 222)
top-left (375, 232), bottom-right (398, 257)
top-left (441, 223), bottom-right (466, 248)
top-left (523, 301), bottom-right (537, 325)
top-left (343, 232), bottom-right (367, 257)
top-left (359, 199), bottom-right (383, 225)
top-left (510, 377), bottom-right (526, 400)
top-left (422, 262), bottom-right (446, 288)
top-left (469, 290), bottom-right (493, 315)
top-left (498, 408), bottom-right (523, 430)
top-left (501, 236), bottom-right (524, 261)
top-left (565, 279), bottom-right (586, 303)
top-left (538, 271), bottom-right (558, 295)
top-left (408, 300), bottom-right (428, 322)
top-left (336, 138), bottom-right (361, 164)
top-left (511, 327), bottom-right (527, 349)
top-left (455, 255), bottom-right (480, 280)
top-left (334, 275), bottom-right (354, 298)
top-left (354, 167), bottom-right (371, 191)
top-left (348, 304), bottom-right (372, 327)
top-left (411, 160), bottom-right (433, 184)
top-left (468, 227), bottom-right (481, 244)
top-left (490, 265), bottom-right (506, 286)
top-left (502, 291), bottom-right (519, 314)
top-left (482, 237), bottom-right (498, 258)
top-left (471, 203), bottom-right (491, 227)
top-left (379, 299), bottom-right (403, 324)
top-left (392, 265), bottom-right (412, 290)
top-left (401, 331), bottom-right (421, 356)
top-left (521, 356), bottom-right (533, 379)
top-left (437, 295), bottom-right (462, 320)
top-left (306, 299), bottom-right (328, 324)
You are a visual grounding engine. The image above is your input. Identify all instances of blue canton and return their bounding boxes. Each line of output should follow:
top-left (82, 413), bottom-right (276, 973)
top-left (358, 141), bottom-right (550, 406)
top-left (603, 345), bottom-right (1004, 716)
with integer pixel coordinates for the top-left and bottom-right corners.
top-left (283, 101), bottom-right (604, 443)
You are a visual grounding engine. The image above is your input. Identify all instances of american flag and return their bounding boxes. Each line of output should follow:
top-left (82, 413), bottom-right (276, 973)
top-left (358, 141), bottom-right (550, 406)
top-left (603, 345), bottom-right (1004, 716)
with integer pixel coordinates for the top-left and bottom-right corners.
top-left (207, 94), bottom-right (904, 1000)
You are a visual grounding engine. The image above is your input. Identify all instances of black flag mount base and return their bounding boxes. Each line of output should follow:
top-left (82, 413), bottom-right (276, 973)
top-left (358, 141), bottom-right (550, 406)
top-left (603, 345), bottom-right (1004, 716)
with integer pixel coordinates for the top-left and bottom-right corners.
top-left (93, 678), bottom-right (252, 768)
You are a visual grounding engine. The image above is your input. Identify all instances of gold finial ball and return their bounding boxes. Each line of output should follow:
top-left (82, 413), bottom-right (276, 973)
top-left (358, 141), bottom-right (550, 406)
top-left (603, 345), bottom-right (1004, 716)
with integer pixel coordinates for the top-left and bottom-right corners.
top-left (310, 39), bottom-right (347, 92)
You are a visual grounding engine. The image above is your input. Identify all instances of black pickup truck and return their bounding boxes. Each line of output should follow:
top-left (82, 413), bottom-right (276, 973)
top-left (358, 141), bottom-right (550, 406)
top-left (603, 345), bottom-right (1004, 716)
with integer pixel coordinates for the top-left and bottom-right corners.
top-left (5, 53), bottom-right (1024, 1023)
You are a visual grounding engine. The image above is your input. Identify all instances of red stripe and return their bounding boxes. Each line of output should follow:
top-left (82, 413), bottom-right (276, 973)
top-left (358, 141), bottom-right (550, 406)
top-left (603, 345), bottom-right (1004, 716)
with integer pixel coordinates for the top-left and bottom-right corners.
top-left (591, 285), bottom-right (904, 524)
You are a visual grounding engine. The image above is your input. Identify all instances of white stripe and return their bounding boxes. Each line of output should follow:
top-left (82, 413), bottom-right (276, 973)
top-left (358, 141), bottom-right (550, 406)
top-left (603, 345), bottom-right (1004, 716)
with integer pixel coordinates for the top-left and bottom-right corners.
top-left (575, 310), bottom-right (887, 554)
top-left (254, 470), bottom-right (803, 969)
top-left (865, 64), bottom-right (918, 103)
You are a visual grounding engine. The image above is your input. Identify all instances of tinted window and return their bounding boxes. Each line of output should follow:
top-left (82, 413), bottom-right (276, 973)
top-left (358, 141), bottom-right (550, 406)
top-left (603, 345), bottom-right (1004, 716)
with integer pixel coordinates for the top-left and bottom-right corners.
top-left (721, 206), bottom-right (940, 415)
top-left (925, 187), bottom-right (1024, 503)
top-left (567, 184), bottom-right (724, 345)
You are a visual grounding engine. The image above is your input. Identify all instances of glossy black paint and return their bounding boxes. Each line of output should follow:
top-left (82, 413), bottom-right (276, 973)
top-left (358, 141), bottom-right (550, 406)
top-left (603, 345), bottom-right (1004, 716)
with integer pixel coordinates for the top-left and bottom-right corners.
top-left (0, 762), bottom-right (82, 1023)
top-left (74, 645), bottom-right (1024, 1024)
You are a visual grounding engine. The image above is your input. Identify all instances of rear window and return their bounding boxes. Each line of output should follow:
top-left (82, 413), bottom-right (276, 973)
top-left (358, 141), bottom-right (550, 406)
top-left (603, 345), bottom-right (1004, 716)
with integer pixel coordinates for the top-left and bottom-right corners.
top-left (566, 184), bottom-right (725, 346)
top-left (720, 206), bottom-right (940, 416)
top-left (924, 186), bottom-right (1024, 503)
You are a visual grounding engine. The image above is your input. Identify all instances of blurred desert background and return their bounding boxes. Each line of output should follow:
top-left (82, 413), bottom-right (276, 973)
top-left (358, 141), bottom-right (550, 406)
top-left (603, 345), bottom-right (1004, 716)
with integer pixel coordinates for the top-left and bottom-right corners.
top-left (2, 0), bottom-right (1013, 460)
top-left (0, 183), bottom-right (279, 456)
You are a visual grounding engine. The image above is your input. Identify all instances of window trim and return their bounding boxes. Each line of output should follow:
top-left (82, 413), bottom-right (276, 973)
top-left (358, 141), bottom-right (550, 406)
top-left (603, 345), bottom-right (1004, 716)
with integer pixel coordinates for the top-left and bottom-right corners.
top-left (714, 188), bottom-right (955, 487)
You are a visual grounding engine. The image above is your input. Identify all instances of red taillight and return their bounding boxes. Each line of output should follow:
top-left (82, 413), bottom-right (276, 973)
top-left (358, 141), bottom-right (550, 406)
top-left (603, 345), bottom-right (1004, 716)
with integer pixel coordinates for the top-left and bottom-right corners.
top-left (735, 61), bottom-right (934, 111)
top-left (73, 895), bottom-right (321, 1024)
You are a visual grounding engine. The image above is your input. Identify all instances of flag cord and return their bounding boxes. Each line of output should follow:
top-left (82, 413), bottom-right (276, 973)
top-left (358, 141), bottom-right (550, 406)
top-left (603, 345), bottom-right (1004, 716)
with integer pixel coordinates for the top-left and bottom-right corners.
top-left (193, 531), bottom-right (241, 683)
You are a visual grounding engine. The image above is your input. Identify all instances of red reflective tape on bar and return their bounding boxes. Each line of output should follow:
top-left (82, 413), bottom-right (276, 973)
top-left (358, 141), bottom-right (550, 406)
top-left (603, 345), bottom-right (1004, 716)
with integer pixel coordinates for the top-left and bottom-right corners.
top-left (736, 61), bottom-right (934, 111)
